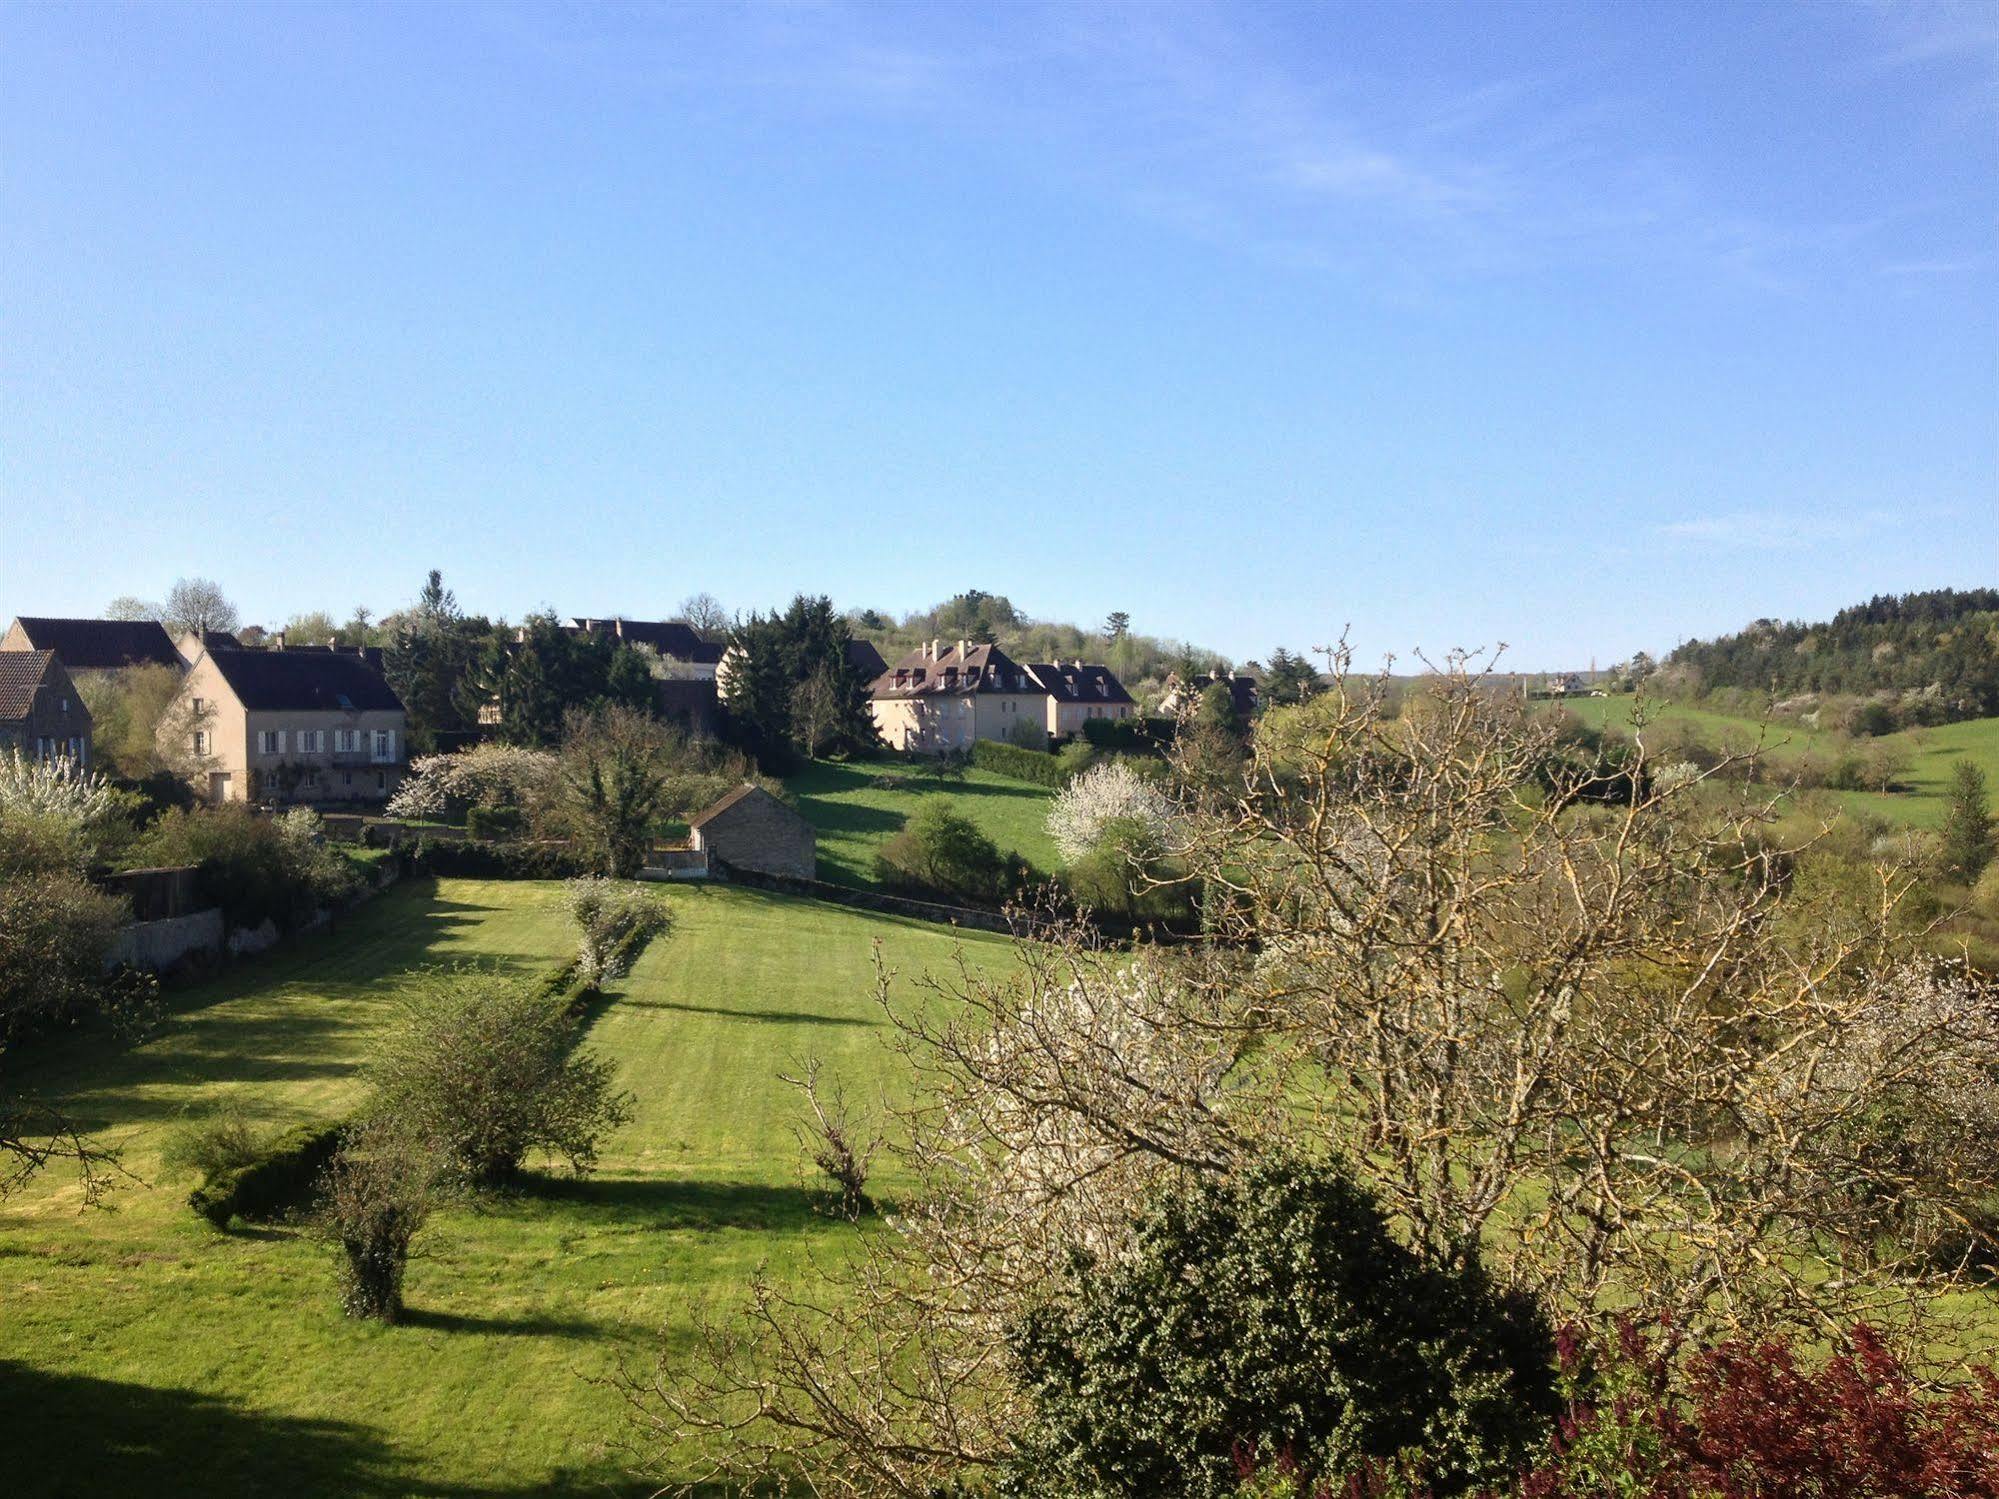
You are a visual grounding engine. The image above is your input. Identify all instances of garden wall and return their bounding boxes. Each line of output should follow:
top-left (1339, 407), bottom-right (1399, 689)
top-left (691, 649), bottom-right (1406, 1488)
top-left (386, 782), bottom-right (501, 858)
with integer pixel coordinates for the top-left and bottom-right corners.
top-left (107, 908), bottom-right (225, 971)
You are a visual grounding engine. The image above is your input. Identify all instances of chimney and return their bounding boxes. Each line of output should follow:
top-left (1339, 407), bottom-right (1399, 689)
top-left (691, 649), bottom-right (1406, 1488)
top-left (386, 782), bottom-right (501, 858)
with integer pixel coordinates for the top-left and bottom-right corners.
top-left (930, 637), bottom-right (940, 661)
top-left (272, 629), bottom-right (286, 651)
top-left (326, 637), bottom-right (338, 650)
top-left (956, 639), bottom-right (968, 658)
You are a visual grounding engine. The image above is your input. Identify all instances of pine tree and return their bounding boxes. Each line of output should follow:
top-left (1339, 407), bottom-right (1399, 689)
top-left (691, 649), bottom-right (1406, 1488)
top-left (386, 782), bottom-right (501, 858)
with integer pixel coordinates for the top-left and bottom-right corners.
top-left (1938, 760), bottom-right (1994, 884)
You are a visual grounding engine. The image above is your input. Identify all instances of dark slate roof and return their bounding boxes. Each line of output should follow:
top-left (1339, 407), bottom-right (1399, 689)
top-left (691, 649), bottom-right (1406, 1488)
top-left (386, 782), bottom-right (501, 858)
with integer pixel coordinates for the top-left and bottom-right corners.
top-left (7, 617), bottom-right (181, 671)
top-left (1026, 661), bottom-right (1137, 707)
top-left (204, 649), bottom-right (405, 713)
top-left (845, 639), bottom-right (888, 679)
top-left (179, 629), bottom-right (241, 652)
top-left (871, 643), bottom-right (1039, 699)
top-left (273, 643), bottom-right (386, 670)
top-left (688, 782), bottom-right (795, 829)
top-left (567, 617), bottom-right (724, 665)
top-left (0, 649), bottom-right (60, 721)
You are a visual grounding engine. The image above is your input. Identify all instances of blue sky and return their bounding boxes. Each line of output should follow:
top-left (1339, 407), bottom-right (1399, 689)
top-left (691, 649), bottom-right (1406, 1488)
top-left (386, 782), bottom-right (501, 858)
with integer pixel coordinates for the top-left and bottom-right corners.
top-left (2, 0), bottom-right (1993, 667)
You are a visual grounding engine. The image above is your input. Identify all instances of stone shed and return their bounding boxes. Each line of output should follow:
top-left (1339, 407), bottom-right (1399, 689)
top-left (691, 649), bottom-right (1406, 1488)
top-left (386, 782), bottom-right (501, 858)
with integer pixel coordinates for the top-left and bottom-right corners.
top-left (687, 783), bottom-right (816, 880)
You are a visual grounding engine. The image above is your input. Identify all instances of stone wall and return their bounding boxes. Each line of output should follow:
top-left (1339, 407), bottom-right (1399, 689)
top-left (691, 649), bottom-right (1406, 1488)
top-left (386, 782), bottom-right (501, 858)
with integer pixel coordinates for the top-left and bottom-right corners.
top-left (693, 791), bottom-right (816, 880)
top-left (107, 909), bottom-right (224, 971)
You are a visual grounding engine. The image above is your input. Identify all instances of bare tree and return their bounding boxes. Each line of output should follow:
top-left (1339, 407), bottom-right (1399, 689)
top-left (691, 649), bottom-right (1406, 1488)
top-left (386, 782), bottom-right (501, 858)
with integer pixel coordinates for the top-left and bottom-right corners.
top-left (780, 1057), bottom-right (883, 1217)
top-left (678, 592), bottom-right (728, 636)
top-left (103, 594), bottom-right (162, 622)
top-left (162, 577), bottom-right (240, 637)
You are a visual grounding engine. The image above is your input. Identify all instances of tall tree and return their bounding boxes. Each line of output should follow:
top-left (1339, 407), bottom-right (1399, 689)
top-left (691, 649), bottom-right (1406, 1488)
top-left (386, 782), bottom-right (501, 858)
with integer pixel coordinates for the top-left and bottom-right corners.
top-left (677, 592), bottom-right (728, 635)
top-left (384, 570), bottom-right (487, 752)
top-left (103, 595), bottom-right (162, 622)
top-left (722, 595), bottom-right (879, 768)
top-left (1102, 611), bottom-right (1130, 642)
top-left (162, 577), bottom-right (240, 636)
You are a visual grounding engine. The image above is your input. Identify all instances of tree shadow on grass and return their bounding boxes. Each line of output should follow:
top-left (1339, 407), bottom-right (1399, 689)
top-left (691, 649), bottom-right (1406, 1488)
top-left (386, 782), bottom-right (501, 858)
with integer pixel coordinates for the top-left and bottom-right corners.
top-left (0, 1360), bottom-right (636, 1498)
top-left (398, 1306), bottom-right (607, 1339)
top-left (613, 998), bottom-right (875, 1028)
top-left (512, 1175), bottom-right (828, 1234)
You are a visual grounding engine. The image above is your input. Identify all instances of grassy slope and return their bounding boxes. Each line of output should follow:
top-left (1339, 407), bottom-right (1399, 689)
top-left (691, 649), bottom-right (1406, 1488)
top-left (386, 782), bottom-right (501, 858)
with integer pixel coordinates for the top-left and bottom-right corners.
top-left (1559, 696), bottom-right (1999, 829)
top-left (786, 756), bottom-right (1060, 885)
top-left (0, 876), bottom-right (1009, 1498)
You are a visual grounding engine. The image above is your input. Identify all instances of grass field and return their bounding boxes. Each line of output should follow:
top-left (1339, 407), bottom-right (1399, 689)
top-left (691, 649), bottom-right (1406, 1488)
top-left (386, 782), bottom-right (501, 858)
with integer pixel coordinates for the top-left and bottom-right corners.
top-left (0, 876), bottom-right (1010, 1497)
top-left (786, 756), bottom-right (1060, 885)
top-left (1558, 695), bottom-right (1999, 830)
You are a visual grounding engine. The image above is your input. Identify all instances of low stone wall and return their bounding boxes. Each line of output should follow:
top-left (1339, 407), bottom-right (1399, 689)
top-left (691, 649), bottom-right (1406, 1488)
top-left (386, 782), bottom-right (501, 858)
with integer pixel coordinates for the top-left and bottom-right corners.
top-left (107, 908), bottom-right (224, 972)
top-left (641, 848), bottom-right (710, 881)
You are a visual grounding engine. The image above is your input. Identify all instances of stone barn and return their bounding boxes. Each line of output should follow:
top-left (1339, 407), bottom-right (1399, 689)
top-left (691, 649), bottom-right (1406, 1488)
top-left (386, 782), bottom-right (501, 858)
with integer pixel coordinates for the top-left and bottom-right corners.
top-left (687, 783), bottom-right (816, 880)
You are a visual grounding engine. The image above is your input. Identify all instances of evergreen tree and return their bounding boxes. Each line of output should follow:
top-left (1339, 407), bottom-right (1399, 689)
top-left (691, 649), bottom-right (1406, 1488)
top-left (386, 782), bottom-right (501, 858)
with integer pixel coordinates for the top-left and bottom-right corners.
top-left (1938, 760), bottom-right (1994, 884)
top-left (723, 596), bottom-right (880, 769)
top-left (384, 569), bottom-right (486, 751)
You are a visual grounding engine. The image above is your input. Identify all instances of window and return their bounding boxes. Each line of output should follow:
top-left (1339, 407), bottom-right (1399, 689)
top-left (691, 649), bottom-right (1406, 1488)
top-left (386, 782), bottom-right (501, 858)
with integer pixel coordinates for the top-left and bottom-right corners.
top-left (376, 771), bottom-right (386, 793)
top-left (191, 697), bottom-right (206, 714)
top-left (257, 730), bottom-right (285, 755)
top-left (334, 729), bottom-right (359, 753)
top-left (343, 771), bottom-right (353, 788)
top-left (297, 729), bottom-right (325, 753)
top-left (68, 737), bottom-right (85, 761)
top-left (371, 729), bottom-right (396, 763)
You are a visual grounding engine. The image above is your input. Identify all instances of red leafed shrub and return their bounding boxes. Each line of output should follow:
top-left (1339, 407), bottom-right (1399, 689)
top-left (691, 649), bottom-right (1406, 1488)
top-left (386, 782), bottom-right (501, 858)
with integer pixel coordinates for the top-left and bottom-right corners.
top-left (1514, 1322), bottom-right (1999, 1499)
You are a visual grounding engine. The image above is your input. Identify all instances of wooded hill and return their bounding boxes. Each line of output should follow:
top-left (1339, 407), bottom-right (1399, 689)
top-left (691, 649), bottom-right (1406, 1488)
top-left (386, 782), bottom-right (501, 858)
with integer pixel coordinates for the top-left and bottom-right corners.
top-left (1662, 588), bottom-right (1999, 723)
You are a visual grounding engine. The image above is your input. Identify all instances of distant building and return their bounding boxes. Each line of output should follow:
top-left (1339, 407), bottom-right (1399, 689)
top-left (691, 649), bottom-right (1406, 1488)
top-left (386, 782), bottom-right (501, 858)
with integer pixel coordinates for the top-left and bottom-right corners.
top-left (566, 617), bottom-right (723, 680)
top-left (168, 649), bottom-right (408, 806)
top-left (687, 783), bottom-right (816, 880)
top-left (174, 629), bottom-right (242, 665)
top-left (869, 639), bottom-right (1136, 753)
top-left (1, 616), bottom-right (183, 674)
top-left (0, 650), bottom-right (92, 765)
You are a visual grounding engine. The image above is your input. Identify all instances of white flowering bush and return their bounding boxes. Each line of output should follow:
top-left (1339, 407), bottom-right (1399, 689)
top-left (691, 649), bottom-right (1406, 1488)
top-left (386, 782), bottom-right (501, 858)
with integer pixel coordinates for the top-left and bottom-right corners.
top-left (275, 806), bottom-right (326, 850)
top-left (1046, 759), bottom-right (1174, 865)
top-left (0, 750), bottom-right (132, 871)
top-left (386, 744), bottom-right (560, 825)
top-left (564, 877), bottom-right (669, 986)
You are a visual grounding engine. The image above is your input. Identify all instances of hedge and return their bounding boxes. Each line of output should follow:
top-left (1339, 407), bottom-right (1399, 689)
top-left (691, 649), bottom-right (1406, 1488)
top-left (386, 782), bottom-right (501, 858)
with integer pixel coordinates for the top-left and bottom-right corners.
top-left (1081, 717), bottom-right (1176, 754)
top-left (970, 739), bottom-right (1070, 788)
top-left (407, 837), bottom-right (591, 880)
top-left (189, 1122), bottom-right (344, 1228)
top-left (464, 805), bottom-right (525, 841)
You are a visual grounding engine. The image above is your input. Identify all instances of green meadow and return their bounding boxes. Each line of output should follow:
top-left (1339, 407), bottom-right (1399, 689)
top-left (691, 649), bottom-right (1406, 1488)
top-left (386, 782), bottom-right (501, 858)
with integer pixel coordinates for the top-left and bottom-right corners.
top-left (0, 876), bottom-right (1009, 1498)
top-left (784, 756), bottom-right (1060, 885)
top-left (1557, 694), bottom-right (1999, 830)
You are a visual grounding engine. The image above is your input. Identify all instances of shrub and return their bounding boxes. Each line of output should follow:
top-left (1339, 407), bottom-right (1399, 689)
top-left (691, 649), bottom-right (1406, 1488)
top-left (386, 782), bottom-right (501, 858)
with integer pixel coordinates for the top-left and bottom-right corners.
top-left (874, 795), bottom-right (1029, 905)
top-left (161, 1102), bottom-right (264, 1182)
top-left (1062, 816), bottom-right (1199, 924)
top-left (385, 742), bottom-right (560, 824)
top-left (1007, 1156), bottom-right (1559, 1499)
top-left (365, 966), bottom-right (634, 1186)
top-left (319, 1119), bottom-right (448, 1322)
top-left (0, 869), bottom-right (128, 1043)
top-left (187, 1121), bottom-right (343, 1228)
top-left (0, 749), bottom-right (135, 870)
top-left (564, 877), bottom-right (669, 986)
top-left (1516, 1320), bottom-right (1999, 1499)
top-left (464, 804), bottom-right (524, 840)
top-left (128, 804), bottom-right (362, 932)
top-left (1048, 759), bottom-right (1175, 865)
top-left (1080, 716), bottom-right (1173, 753)
top-left (781, 1058), bottom-right (881, 1218)
top-left (971, 738), bottom-right (1068, 788)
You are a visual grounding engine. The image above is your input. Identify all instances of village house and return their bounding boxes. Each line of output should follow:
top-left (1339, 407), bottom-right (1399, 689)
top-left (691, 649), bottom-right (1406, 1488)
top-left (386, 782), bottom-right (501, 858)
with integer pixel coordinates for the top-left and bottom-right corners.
top-left (868, 640), bottom-right (1135, 753)
top-left (1, 616), bottom-right (184, 675)
top-left (687, 783), bottom-right (816, 879)
top-left (167, 649), bottom-right (409, 806)
top-left (1158, 669), bottom-right (1259, 720)
top-left (174, 629), bottom-right (241, 665)
top-left (566, 617), bottom-right (723, 679)
top-left (0, 650), bottom-right (93, 765)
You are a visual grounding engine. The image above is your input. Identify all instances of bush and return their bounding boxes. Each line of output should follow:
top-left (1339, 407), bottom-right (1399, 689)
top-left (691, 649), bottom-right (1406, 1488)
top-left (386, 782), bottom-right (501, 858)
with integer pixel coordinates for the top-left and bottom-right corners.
top-left (564, 877), bottom-right (669, 986)
top-left (128, 804), bottom-right (362, 932)
top-left (1516, 1320), bottom-right (1999, 1499)
top-left (874, 796), bottom-right (1030, 906)
top-left (1007, 1156), bottom-right (1558, 1499)
top-left (1062, 816), bottom-right (1200, 925)
top-left (365, 966), bottom-right (634, 1186)
top-left (1080, 716), bottom-right (1174, 753)
top-left (1048, 759), bottom-right (1175, 864)
top-left (319, 1119), bottom-right (448, 1322)
top-left (161, 1103), bottom-right (264, 1182)
top-left (407, 836), bottom-right (590, 880)
top-left (464, 804), bottom-right (524, 841)
top-left (187, 1121), bottom-right (343, 1228)
top-left (0, 869), bottom-right (128, 1043)
top-left (971, 738), bottom-right (1069, 788)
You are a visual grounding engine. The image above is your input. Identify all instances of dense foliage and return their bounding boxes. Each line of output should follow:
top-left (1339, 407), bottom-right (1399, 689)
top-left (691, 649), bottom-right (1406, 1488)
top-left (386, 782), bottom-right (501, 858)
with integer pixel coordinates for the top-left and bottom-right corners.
top-left (723, 594), bottom-right (880, 768)
top-left (564, 877), bottom-right (669, 986)
top-left (1007, 1158), bottom-right (1558, 1499)
top-left (128, 803), bottom-right (362, 931)
top-left (873, 795), bottom-right (1031, 905)
top-left (1659, 588), bottom-right (1999, 724)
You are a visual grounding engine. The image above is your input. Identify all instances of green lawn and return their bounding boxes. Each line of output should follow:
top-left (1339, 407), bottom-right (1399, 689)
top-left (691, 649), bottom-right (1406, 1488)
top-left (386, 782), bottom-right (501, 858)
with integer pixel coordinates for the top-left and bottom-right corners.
top-left (0, 876), bottom-right (1010, 1498)
top-left (786, 756), bottom-right (1060, 885)
top-left (1558, 695), bottom-right (1999, 830)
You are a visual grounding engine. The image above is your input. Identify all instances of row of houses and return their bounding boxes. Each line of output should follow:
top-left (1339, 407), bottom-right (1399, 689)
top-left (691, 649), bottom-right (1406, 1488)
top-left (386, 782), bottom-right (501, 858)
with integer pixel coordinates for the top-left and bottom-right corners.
top-left (1, 609), bottom-right (1153, 808)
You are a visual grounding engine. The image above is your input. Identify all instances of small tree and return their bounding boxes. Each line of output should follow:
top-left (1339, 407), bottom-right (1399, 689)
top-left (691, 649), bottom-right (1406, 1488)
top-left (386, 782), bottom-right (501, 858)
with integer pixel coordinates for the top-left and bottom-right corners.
top-left (781, 1057), bottom-right (882, 1218)
top-left (678, 592), bottom-right (728, 635)
top-left (366, 967), bottom-right (633, 1187)
top-left (564, 877), bottom-right (669, 986)
top-left (1939, 759), bottom-right (1994, 884)
top-left (319, 1118), bottom-right (447, 1323)
top-left (874, 795), bottom-right (1022, 904)
top-left (1047, 758), bottom-right (1174, 864)
top-left (561, 705), bottom-right (673, 878)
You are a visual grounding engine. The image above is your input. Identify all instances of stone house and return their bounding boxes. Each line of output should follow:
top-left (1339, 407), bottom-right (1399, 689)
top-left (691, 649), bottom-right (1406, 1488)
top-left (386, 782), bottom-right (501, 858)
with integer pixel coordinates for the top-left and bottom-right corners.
top-left (1, 616), bottom-right (183, 675)
top-left (567, 617), bottom-right (724, 680)
top-left (167, 649), bottom-right (408, 806)
top-left (0, 650), bottom-right (93, 764)
top-left (687, 783), bottom-right (816, 879)
top-left (869, 640), bottom-right (1136, 753)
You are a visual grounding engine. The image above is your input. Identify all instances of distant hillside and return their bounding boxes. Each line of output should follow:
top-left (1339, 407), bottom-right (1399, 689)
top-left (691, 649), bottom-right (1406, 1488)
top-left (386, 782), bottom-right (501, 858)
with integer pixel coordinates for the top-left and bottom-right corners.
top-left (1661, 588), bottom-right (1999, 724)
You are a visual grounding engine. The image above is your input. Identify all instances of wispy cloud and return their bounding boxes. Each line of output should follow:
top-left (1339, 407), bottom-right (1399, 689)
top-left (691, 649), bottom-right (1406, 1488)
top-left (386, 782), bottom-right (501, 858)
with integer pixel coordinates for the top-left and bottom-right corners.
top-left (1653, 507), bottom-right (1944, 550)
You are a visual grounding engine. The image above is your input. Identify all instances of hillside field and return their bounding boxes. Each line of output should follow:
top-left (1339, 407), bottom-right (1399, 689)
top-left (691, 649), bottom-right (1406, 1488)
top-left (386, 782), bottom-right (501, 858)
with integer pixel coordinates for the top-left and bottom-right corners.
top-left (0, 876), bottom-right (1010, 1498)
top-left (1558, 695), bottom-right (1999, 830)
top-left (786, 756), bottom-right (1060, 885)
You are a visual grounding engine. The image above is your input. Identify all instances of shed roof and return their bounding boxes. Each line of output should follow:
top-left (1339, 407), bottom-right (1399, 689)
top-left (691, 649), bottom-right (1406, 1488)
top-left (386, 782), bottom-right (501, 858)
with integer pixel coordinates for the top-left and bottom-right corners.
top-left (0, 649), bottom-right (63, 721)
top-left (687, 782), bottom-right (798, 830)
